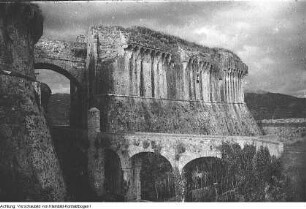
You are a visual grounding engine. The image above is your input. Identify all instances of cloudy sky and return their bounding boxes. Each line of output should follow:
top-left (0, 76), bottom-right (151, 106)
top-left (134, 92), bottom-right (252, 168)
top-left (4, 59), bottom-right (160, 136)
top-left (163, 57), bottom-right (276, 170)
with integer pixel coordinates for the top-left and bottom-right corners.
top-left (36, 1), bottom-right (306, 98)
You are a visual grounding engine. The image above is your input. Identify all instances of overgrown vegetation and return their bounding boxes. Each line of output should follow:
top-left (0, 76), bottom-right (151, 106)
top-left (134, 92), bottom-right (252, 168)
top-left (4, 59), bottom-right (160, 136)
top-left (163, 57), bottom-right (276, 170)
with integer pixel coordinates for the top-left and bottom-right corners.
top-left (219, 142), bottom-right (289, 201)
top-left (183, 143), bottom-right (290, 202)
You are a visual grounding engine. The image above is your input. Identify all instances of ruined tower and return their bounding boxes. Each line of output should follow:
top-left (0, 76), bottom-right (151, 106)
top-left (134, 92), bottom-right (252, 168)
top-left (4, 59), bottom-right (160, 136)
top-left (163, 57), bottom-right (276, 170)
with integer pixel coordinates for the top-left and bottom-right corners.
top-left (86, 26), bottom-right (261, 136)
top-left (0, 3), bottom-right (66, 201)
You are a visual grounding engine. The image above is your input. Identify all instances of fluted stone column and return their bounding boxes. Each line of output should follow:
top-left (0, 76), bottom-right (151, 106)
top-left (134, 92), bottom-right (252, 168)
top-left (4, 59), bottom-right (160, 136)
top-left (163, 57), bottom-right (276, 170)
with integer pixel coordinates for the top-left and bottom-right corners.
top-left (216, 72), bottom-right (221, 102)
top-left (200, 63), bottom-right (204, 101)
top-left (157, 54), bottom-right (163, 98)
top-left (141, 50), bottom-right (152, 98)
top-left (199, 62), bottom-right (204, 101)
top-left (182, 61), bottom-right (189, 100)
top-left (226, 70), bottom-right (229, 103)
top-left (234, 70), bottom-right (238, 103)
top-left (241, 75), bottom-right (245, 102)
top-left (230, 70), bottom-right (234, 103)
top-left (191, 61), bottom-right (195, 100)
top-left (122, 49), bottom-right (133, 96)
top-left (201, 63), bottom-right (206, 101)
top-left (212, 71), bottom-right (216, 102)
top-left (236, 70), bottom-right (239, 103)
top-left (223, 71), bottom-right (227, 103)
top-left (210, 70), bottom-right (215, 102)
top-left (229, 71), bottom-right (232, 103)
top-left (151, 51), bottom-right (158, 98)
top-left (232, 70), bottom-right (235, 103)
top-left (128, 48), bottom-right (134, 95)
top-left (194, 62), bottom-right (201, 101)
top-left (0, 3), bottom-right (66, 201)
top-left (238, 71), bottom-right (242, 103)
top-left (155, 53), bottom-right (161, 98)
top-left (237, 71), bottom-right (240, 103)
top-left (134, 158), bottom-right (142, 200)
top-left (164, 55), bottom-right (168, 99)
top-left (225, 69), bottom-right (229, 103)
top-left (133, 47), bottom-right (141, 96)
top-left (207, 64), bottom-right (212, 102)
top-left (214, 67), bottom-right (220, 102)
top-left (233, 70), bottom-right (236, 103)
top-left (159, 54), bottom-right (168, 99)
top-left (231, 70), bottom-right (235, 103)
top-left (188, 61), bottom-right (194, 100)
top-left (193, 62), bottom-right (197, 100)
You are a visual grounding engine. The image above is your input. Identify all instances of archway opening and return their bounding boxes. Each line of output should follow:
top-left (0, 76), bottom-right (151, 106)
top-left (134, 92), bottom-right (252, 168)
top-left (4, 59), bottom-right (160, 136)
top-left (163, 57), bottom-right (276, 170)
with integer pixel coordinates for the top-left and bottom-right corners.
top-left (131, 152), bottom-right (175, 202)
top-left (34, 63), bottom-right (83, 128)
top-left (182, 157), bottom-right (226, 202)
top-left (104, 149), bottom-right (124, 201)
top-left (35, 68), bottom-right (70, 126)
top-left (34, 63), bottom-right (90, 201)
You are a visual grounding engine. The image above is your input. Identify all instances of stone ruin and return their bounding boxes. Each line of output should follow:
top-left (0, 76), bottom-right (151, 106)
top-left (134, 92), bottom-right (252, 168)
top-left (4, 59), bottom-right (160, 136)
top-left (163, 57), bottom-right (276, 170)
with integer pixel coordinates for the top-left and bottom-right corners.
top-left (0, 3), bottom-right (284, 202)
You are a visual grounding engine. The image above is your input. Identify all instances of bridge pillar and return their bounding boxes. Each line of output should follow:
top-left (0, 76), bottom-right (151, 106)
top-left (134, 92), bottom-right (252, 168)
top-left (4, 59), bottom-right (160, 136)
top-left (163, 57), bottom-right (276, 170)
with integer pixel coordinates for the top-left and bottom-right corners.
top-left (87, 107), bottom-right (105, 198)
top-left (134, 158), bottom-right (142, 201)
top-left (172, 167), bottom-right (186, 202)
top-left (124, 157), bottom-right (142, 201)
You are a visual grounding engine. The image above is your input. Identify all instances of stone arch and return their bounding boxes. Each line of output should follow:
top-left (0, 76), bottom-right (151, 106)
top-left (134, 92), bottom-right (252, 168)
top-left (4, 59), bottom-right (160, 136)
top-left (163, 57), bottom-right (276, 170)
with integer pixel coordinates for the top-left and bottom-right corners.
top-left (34, 62), bottom-right (85, 128)
top-left (178, 152), bottom-right (221, 174)
top-left (182, 157), bottom-right (225, 202)
top-left (130, 152), bottom-right (175, 201)
top-left (125, 140), bottom-right (175, 169)
top-left (34, 62), bottom-right (81, 89)
top-left (34, 38), bottom-right (86, 87)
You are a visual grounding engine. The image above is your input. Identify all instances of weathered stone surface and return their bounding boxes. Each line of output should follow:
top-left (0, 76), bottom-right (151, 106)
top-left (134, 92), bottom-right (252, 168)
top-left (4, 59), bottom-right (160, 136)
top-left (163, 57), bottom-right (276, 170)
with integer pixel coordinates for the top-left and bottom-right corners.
top-left (34, 38), bottom-right (86, 87)
top-left (87, 26), bottom-right (247, 103)
top-left (258, 118), bottom-right (306, 139)
top-left (86, 107), bottom-right (282, 201)
top-left (99, 132), bottom-right (283, 172)
top-left (94, 95), bottom-right (261, 136)
top-left (40, 82), bottom-right (51, 112)
top-left (87, 107), bottom-right (105, 197)
top-left (86, 26), bottom-right (260, 137)
top-left (0, 3), bottom-right (66, 201)
top-left (0, 3), bottom-right (289, 202)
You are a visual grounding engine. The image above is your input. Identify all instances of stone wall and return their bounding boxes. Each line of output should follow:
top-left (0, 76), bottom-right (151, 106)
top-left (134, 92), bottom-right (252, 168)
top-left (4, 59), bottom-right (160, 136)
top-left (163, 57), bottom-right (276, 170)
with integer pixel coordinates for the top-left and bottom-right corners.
top-left (34, 38), bottom-right (87, 86)
top-left (258, 118), bottom-right (306, 139)
top-left (87, 26), bottom-right (247, 104)
top-left (0, 3), bottom-right (66, 201)
top-left (86, 107), bottom-right (282, 201)
top-left (34, 38), bottom-right (88, 128)
top-left (94, 95), bottom-right (261, 136)
top-left (50, 126), bottom-right (94, 201)
top-left (86, 26), bottom-right (260, 136)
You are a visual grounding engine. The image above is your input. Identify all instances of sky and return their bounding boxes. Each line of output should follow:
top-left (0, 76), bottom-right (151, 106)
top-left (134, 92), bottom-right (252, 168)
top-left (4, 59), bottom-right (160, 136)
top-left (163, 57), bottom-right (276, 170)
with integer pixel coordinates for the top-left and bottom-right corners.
top-left (36, 1), bottom-right (306, 98)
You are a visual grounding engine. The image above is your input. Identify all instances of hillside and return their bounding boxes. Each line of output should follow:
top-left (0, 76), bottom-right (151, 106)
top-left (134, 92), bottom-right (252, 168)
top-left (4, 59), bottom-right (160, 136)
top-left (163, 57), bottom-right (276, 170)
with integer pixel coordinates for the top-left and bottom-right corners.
top-left (245, 92), bottom-right (306, 120)
top-left (47, 93), bottom-right (70, 126)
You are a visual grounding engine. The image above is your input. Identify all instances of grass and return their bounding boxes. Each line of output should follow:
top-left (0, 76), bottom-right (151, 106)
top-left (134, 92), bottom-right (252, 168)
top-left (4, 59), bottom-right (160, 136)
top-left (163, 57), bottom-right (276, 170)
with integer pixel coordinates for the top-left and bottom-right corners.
top-left (281, 136), bottom-right (306, 201)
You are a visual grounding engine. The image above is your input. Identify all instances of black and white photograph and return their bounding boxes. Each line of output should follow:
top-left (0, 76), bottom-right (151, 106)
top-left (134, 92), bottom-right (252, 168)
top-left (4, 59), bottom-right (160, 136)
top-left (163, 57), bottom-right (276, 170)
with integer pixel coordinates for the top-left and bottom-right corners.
top-left (0, 0), bottom-right (306, 205)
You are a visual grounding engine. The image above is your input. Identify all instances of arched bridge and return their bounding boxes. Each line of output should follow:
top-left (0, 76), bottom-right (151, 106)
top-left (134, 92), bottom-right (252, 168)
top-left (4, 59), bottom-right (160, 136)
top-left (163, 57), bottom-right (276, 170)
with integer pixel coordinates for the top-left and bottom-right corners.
top-left (34, 38), bottom-right (88, 128)
top-left (87, 107), bottom-right (284, 201)
top-left (34, 38), bottom-right (87, 88)
top-left (102, 132), bottom-right (283, 173)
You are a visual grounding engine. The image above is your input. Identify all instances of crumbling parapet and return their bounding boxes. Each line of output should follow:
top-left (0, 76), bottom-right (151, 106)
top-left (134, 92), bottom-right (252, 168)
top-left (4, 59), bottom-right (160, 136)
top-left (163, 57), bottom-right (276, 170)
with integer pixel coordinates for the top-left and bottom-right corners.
top-left (88, 26), bottom-right (247, 103)
top-left (0, 3), bottom-right (66, 201)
